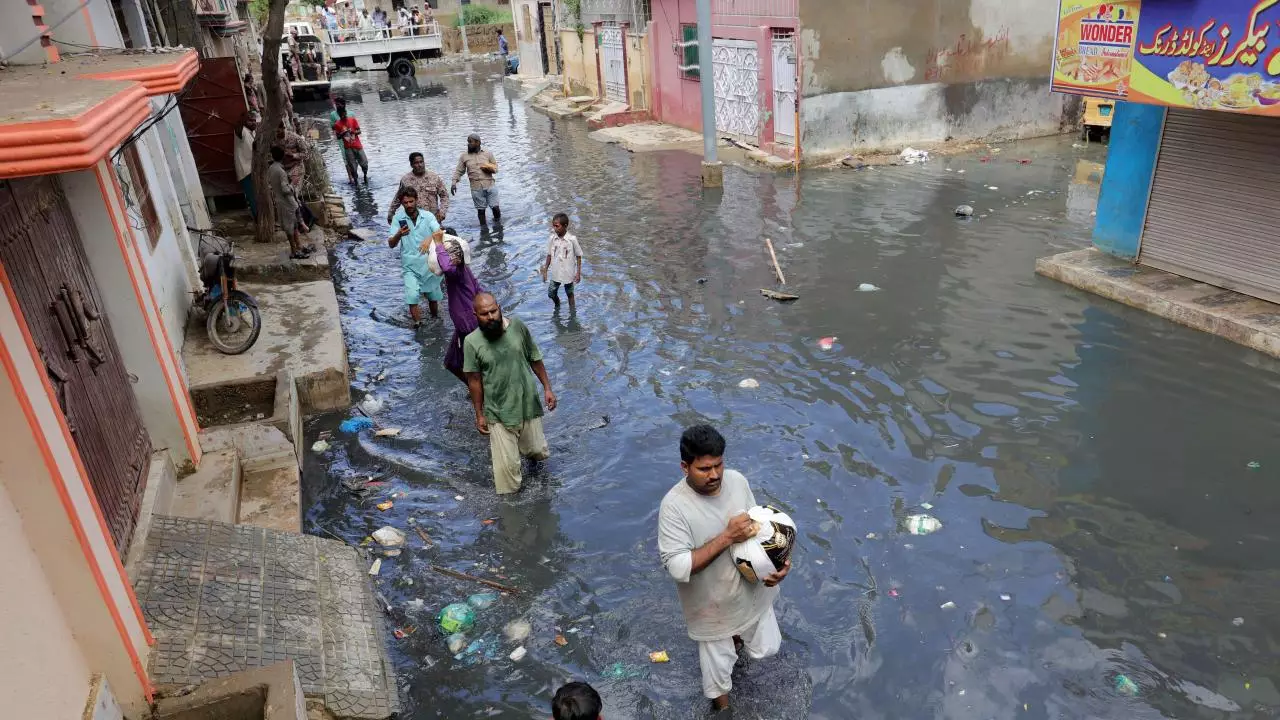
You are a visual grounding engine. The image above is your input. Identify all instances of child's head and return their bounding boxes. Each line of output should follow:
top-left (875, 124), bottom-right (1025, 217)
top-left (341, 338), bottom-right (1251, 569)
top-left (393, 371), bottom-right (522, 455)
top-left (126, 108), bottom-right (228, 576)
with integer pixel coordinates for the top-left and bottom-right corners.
top-left (552, 682), bottom-right (602, 720)
top-left (552, 213), bottom-right (570, 237)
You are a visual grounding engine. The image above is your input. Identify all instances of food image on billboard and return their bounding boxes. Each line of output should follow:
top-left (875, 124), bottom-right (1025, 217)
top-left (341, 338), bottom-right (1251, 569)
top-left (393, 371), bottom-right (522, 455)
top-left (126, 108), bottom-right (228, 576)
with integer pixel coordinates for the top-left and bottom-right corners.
top-left (1129, 0), bottom-right (1280, 116)
top-left (1052, 1), bottom-right (1140, 98)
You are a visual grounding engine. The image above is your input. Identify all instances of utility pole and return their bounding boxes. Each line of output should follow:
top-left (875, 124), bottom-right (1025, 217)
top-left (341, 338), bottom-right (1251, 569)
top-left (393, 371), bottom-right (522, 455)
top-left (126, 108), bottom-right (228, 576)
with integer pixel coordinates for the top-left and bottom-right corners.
top-left (460, 0), bottom-right (471, 57)
top-left (695, 0), bottom-right (722, 188)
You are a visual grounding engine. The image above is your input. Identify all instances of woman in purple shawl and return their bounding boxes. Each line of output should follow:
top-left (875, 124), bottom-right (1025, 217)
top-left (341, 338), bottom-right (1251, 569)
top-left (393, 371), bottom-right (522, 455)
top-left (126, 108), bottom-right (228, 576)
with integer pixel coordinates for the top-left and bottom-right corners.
top-left (427, 229), bottom-right (485, 383)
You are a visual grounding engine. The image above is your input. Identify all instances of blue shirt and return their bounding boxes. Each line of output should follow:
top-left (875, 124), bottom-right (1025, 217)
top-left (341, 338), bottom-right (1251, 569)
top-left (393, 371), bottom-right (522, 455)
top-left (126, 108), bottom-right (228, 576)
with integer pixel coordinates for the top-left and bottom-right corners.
top-left (499, 35), bottom-right (509, 54)
top-left (392, 206), bottom-right (440, 274)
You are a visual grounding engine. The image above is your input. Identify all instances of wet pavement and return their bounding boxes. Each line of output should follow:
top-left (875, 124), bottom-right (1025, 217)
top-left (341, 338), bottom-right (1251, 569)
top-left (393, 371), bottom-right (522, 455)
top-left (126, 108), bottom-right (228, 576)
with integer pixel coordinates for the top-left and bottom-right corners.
top-left (297, 65), bottom-right (1280, 719)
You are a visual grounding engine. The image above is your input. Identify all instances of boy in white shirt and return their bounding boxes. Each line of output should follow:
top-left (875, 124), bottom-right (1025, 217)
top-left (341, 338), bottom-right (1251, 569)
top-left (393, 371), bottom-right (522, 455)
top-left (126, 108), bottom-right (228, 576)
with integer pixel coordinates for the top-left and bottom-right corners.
top-left (540, 213), bottom-right (584, 311)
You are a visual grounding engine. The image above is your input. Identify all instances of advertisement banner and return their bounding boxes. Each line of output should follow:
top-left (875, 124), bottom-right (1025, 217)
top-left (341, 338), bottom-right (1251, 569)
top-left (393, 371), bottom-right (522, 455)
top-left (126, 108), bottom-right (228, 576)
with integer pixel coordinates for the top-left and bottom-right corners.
top-left (1052, 1), bottom-right (1141, 99)
top-left (1129, 0), bottom-right (1280, 116)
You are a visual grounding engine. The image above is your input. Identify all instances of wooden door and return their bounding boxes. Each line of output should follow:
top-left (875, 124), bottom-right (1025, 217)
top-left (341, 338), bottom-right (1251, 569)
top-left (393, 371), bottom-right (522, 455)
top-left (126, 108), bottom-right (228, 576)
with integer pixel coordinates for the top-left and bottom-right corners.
top-left (179, 56), bottom-right (248, 199)
top-left (0, 177), bottom-right (152, 554)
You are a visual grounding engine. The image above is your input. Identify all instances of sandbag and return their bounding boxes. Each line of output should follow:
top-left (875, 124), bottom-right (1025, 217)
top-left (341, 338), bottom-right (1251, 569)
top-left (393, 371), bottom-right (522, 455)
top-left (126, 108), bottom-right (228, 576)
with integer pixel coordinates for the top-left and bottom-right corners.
top-left (731, 505), bottom-right (797, 584)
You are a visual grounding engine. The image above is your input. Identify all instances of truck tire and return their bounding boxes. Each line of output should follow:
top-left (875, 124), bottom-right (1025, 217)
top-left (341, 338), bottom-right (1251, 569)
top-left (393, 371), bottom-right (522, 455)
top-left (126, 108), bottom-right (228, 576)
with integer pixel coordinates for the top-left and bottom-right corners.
top-left (390, 57), bottom-right (416, 77)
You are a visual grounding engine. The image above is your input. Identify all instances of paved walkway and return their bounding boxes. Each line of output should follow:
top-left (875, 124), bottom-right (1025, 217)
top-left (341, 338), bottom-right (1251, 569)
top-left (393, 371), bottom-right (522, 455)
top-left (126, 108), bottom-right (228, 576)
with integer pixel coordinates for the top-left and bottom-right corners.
top-left (133, 516), bottom-right (398, 719)
top-left (1037, 247), bottom-right (1280, 359)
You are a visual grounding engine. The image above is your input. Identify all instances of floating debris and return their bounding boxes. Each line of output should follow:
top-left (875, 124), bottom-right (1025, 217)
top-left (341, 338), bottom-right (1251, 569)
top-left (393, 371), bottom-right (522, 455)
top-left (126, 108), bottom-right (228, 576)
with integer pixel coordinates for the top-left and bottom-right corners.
top-left (311, 440), bottom-right (330, 453)
top-left (760, 288), bottom-right (800, 302)
top-left (554, 634), bottom-right (568, 646)
top-left (368, 558), bottom-right (382, 576)
top-left (376, 500), bottom-right (394, 511)
top-left (1114, 674), bottom-right (1140, 697)
top-left (940, 601), bottom-right (957, 610)
top-left (905, 514), bottom-right (942, 535)
top-left (509, 646), bottom-right (527, 662)
top-left (340, 417), bottom-right (375, 434)
top-left (955, 205), bottom-right (974, 217)
top-left (372, 526), bottom-right (406, 547)
top-left (818, 336), bottom-right (837, 350)
top-left (504, 619), bottom-right (532, 643)
top-left (857, 283), bottom-right (880, 292)
top-left (359, 394), bottom-right (385, 415)
top-left (1246, 461), bottom-right (1261, 469)
top-left (649, 650), bottom-right (670, 663)
top-left (738, 378), bottom-right (760, 389)
top-left (447, 633), bottom-right (469, 654)
top-left (1232, 617), bottom-right (1245, 627)
top-left (468, 592), bottom-right (500, 609)
top-left (375, 427), bottom-right (402, 437)
top-left (438, 603), bottom-right (477, 634)
top-left (899, 147), bottom-right (929, 164)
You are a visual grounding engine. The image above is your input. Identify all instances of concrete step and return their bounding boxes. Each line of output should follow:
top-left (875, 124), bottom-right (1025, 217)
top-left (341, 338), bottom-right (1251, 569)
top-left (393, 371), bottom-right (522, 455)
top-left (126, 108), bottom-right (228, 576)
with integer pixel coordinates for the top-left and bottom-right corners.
top-left (133, 516), bottom-right (399, 718)
top-left (201, 424), bottom-right (302, 533)
top-left (169, 449), bottom-right (240, 525)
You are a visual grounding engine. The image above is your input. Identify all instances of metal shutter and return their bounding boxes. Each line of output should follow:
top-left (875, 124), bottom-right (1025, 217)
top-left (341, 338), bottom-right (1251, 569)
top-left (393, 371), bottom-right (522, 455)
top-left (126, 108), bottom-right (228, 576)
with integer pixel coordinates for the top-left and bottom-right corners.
top-left (1139, 108), bottom-right (1280, 303)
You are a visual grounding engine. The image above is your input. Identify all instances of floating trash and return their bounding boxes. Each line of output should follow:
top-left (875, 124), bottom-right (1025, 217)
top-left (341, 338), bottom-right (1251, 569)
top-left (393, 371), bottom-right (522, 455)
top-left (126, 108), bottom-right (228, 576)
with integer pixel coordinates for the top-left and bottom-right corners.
top-left (649, 650), bottom-right (670, 663)
top-left (504, 619), bottom-right (532, 643)
top-left (376, 500), bottom-right (394, 511)
top-left (1114, 674), bottom-right (1140, 697)
top-left (340, 417), bottom-right (375, 434)
top-left (601, 662), bottom-right (649, 680)
top-left (467, 592), bottom-right (499, 610)
top-left (311, 440), bottom-right (330, 453)
top-left (509, 646), bottom-right (527, 662)
top-left (359, 394), bottom-right (385, 415)
top-left (955, 205), bottom-right (974, 217)
top-left (372, 526), bottom-right (406, 547)
top-left (904, 514), bottom-right (942, 535)
top-left (368, 558), bottom-right (382, 576)
top-left (818, 336), bottom-right (837, 350)
top-left (554, 634), bottom-right (568, 646)
top-left (1246, 461), bottom-right (1261, 469)
top-left (738, 378), bottom-right (760, 389)
top-left (1232, 617), bottom-right (1245, 627)
top-left (438, 603), bottom-right (477, 634)
top-left (375, 427), bottom-right (402, 437)
top-left (940, 601), bottom-right (957, 610)
top-left (447, 632), bottom-right (468, 654)
top-left (857, 283), bottom-right (880, 292)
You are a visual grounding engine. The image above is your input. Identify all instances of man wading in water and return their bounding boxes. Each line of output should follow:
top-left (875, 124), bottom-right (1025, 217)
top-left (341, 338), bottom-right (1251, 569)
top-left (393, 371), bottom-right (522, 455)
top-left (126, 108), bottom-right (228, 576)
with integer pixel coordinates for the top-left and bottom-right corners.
top-left (451, 134), bottom-right (502, 232)
top-left (658, 425), bottom-right (790, 711)
top-left (463, 293), bottom-right (555, 494)
top-left (387, 187), bottom-right (443, 325)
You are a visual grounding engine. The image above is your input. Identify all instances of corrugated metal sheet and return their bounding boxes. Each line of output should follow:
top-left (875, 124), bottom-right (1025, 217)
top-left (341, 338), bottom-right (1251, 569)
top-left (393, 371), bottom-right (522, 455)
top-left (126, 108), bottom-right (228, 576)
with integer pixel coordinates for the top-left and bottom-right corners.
top-left (1140, 108), bottom-right (1280, 303)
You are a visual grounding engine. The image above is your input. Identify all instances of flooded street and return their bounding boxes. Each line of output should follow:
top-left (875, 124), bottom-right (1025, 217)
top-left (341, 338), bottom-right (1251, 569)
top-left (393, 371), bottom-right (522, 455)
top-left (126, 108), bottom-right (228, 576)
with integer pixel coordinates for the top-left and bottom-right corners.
top-left (298, 66), bottom-right (1280, 719)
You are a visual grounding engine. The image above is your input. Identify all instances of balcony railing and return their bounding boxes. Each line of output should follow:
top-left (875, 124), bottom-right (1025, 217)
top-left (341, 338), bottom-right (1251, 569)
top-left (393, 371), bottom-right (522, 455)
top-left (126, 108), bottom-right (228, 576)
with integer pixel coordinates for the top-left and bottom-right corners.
top-left (194, 0), bottom-right (233, 20)
top-left (321, 23), bottom-right (442, 45)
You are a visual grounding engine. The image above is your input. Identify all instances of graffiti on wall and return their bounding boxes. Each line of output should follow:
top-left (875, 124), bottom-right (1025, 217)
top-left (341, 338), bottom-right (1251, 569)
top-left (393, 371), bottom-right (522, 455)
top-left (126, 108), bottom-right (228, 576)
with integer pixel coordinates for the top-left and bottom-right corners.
top-left (924, 26), bottom-right (1013, 82)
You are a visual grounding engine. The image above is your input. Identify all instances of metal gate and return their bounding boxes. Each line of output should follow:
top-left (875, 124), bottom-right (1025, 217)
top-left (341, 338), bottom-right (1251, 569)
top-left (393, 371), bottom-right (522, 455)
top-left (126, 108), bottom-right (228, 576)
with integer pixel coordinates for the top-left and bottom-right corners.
top-left (539, 3), bottom-right (560, 75)
top-left (599, 23), bottom-right (626, 103)
top-left (712, 38), bottom-right (760, 141)
top-left (179, 56), bottom-right (247, 199)
top-left (771, 31), bottom-right (797, 144)
top-left (1139, 109), bottom-right (1280, 303)
top-left (0, 176), bottom-right (152, 554)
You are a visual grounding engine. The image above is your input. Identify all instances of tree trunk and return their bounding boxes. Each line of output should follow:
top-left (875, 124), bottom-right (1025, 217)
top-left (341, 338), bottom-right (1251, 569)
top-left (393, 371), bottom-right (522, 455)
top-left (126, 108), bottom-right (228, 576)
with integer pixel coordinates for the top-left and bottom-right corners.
top-left (254, 0), bottom-right (290, 244)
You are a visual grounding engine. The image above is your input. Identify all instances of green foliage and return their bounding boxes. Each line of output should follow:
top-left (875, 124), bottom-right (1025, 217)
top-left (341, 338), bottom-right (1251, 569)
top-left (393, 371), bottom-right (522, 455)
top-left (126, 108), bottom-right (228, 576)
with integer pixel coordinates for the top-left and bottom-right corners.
top-left (454, 6), bottom-right (513, 26)
top-left (562, 0), bottom-right (584, 40)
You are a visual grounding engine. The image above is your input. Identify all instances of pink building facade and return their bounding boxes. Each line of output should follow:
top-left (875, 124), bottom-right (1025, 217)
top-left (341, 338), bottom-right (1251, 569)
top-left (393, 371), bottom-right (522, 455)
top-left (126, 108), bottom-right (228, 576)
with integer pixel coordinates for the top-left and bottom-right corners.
top-left (650, 0), bottom-right (798, 158)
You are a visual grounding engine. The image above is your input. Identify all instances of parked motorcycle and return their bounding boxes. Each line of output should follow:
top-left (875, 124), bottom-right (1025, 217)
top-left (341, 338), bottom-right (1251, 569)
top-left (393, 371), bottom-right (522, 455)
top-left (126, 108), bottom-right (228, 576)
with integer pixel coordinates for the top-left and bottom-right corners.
top-left (190, 227), bottom-right (262, 355)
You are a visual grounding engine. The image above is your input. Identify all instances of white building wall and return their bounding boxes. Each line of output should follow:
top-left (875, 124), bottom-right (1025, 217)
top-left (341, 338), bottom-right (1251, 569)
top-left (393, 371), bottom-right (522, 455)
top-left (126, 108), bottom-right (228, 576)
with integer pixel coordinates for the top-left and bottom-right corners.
top-left (120, 126), bottom-right (199, 361)
top-left (0, 482), bottom-right (96, 720)
top-left (514, 0), bottom-right (545, 77)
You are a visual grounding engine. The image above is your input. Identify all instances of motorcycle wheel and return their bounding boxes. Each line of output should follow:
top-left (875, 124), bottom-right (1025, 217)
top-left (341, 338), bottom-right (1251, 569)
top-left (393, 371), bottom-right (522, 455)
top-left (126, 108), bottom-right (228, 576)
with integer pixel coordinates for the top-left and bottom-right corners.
top-left (207, 290), bottom-right (262, 355)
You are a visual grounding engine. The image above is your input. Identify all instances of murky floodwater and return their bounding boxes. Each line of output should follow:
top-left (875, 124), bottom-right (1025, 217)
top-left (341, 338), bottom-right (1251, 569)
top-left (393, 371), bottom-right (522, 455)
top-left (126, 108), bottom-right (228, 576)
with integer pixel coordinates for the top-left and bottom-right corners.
top-left (297, 66), bottom-right (1280, 719)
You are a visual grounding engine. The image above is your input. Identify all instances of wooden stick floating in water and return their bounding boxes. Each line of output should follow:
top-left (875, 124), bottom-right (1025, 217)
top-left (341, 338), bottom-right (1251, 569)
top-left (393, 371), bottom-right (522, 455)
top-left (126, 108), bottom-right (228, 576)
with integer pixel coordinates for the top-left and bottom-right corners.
top-left (760, 288), bottom-right (800, 302)
top-left (764, 237), bottom-right (786, 285)
top-left (431, 565), bottom-right (519, 594)
top-left (414, 526), bottom-right (432, 547)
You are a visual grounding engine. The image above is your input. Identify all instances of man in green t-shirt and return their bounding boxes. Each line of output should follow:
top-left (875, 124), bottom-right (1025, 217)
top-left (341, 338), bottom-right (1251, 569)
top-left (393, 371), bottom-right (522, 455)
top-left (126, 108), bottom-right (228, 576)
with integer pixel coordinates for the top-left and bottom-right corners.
top-left (463, 293), bottom-right (557, 494)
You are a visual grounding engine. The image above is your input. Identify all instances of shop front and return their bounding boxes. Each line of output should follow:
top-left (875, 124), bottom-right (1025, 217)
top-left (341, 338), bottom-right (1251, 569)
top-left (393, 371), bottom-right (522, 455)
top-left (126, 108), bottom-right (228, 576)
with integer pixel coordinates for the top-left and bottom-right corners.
top-left (1051, 0), bottom-right (1280, 303)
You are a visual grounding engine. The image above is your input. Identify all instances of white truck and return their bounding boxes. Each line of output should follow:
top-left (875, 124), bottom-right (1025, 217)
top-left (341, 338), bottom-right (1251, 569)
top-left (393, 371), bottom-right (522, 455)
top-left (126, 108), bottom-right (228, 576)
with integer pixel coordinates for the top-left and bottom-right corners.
top-left (322, 22), bottom-right (444, 77)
